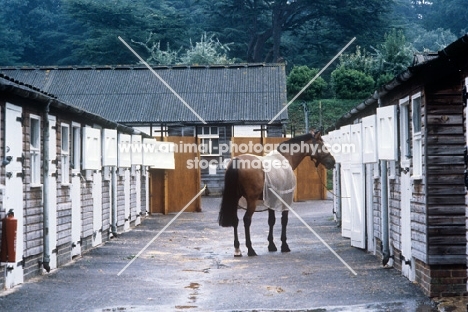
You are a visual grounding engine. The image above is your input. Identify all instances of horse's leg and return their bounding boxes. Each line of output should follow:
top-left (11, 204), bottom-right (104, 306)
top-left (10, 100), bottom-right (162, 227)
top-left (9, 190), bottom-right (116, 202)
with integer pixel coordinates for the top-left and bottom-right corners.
top-left (267, 209), bottom-right (277, 252)
top-left (233, 216), bottom-right (242, 257)
top-left (281, 210), bottom-right (291, 253)
top-left (244, 201), bottom-right (257, 256)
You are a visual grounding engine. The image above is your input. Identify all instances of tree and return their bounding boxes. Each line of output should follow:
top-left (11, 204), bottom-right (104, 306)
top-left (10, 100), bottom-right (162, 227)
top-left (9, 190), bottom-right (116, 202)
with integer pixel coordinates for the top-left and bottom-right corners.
top-left (286, 66), bottom-right (327, 101)
top-left (331, 68), bottom-right (375, 99)
top-left (180, 33), bottom-right (233, 65)
top-left (371, 29), bottom-right (414, 85)
top-left (412, 28), bottom-right (457, 52)
top-left (132, 32), bottom-right (234, 65)
top-left (421, 0), bottom-right (468, 36)
top-left (204, 0), bottom-right (393, 63)
top-left (62, 0), bottom-right (187, 65)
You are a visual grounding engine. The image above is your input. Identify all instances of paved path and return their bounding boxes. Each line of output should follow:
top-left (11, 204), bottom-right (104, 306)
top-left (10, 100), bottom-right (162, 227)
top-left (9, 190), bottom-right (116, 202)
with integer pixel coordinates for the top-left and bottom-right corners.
top-left (0, 197), bottom-right (437, 311)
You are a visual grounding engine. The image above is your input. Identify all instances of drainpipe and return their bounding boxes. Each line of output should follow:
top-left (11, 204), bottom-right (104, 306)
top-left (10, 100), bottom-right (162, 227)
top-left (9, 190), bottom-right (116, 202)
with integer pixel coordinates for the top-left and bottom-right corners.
top-left (42, 101), bottom-right (51, 273)
top-left (111, 166), bottom-right (118, 236)
top-left (335, 163), bottom-right (341, 225)
top-left (378, 93), bottom-right (391, 266)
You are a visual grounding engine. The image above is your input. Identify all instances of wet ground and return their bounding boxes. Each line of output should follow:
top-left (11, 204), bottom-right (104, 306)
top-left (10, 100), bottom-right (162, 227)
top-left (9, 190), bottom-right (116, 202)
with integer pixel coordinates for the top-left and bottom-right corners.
top-left (0, 197), bottom-right (447, 311)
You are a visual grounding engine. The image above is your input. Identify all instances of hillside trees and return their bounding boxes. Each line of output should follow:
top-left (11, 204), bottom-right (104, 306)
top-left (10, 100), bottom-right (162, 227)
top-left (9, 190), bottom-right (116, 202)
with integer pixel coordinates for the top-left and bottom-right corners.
top-left (202, 0), bottom-right (393, 64)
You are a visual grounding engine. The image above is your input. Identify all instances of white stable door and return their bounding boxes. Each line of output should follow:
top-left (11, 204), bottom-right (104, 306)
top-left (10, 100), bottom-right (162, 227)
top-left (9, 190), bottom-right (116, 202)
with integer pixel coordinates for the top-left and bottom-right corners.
top-left (350, 164), bottom-right (365, 249)
top-left (399, 97), bottom-right (415, 281)
top-left (3, 104), bottom-right (24, 288)
top-left (71, 125), bottom-right (82, 257)
top-left (47, 115), bottom-right (58, 270)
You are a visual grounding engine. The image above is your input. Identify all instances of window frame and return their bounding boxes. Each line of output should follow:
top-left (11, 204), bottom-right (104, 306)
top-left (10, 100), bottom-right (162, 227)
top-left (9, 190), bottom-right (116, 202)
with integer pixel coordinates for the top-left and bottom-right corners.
top-left (411, 92), bottom-right (423, 180)
top-left (399, 96), bottom-right (411, 169)
top-left (30, 114), bottom-right (41, 186)
top-left (197, 126), bottom-right (220, 156)
top-left (71, 123), bottom-right (81, 173)
top-left (61, 123), bottom-right (70, 185)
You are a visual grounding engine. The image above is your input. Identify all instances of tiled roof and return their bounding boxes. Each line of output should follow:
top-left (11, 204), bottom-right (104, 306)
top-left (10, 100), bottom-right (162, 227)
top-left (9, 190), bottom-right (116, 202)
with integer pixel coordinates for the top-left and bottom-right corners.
top-left (0, 74), bottom-right (137, 134)
top-left (0, 64), bottom-right (288, 125)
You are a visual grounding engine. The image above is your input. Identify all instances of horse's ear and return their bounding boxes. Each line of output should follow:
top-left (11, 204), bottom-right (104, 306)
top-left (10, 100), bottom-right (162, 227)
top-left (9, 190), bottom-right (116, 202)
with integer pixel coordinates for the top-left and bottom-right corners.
top-left (314, 131), bottom-right (322, 140)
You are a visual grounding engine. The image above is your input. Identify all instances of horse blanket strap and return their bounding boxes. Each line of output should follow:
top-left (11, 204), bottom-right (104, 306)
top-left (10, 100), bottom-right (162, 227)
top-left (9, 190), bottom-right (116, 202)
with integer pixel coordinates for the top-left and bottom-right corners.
top-left (262, 151), bottom-right (296, 211)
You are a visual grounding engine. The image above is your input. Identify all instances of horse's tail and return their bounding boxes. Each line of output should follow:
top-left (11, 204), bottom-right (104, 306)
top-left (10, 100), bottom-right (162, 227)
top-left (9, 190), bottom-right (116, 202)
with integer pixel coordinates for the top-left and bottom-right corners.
top-left (219, 159), bottom-right (240, 227)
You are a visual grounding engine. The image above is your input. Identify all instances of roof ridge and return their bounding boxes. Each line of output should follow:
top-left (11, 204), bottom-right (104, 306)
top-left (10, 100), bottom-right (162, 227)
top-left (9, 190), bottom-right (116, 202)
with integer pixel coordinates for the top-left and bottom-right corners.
top-left (0, 63), bottom-right (285, 71)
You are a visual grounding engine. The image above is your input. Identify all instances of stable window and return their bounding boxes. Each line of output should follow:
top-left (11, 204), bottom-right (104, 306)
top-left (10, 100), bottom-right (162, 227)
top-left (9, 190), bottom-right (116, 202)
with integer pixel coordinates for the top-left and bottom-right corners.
top-left (411, 93), bottom-right (422, 179)
top-left (197, 126), bottom-right (220, 155)
top-left (30, 115), bottom-right (41, 185)
top-left (61, 124), bottom-right (70, 184)
top-left (399, 97), bottom-right (411, 168)
top-left (71, 123), bottom-right (81, 172)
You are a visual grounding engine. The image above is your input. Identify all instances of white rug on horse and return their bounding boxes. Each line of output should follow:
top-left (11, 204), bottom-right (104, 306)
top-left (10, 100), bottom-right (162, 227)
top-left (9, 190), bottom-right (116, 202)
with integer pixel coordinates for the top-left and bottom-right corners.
top-left (238, 151), bottom-right (296, 212)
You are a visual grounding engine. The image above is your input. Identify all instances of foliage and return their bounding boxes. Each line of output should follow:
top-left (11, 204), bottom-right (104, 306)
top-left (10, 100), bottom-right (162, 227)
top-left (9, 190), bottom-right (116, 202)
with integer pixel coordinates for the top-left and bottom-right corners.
top-left (374, 29), bottom-right (414, 76)
top-left (286, 66), bottom-right (327, 101)
top-left (0, 0), bottom-right (462, 68)
top-left (331, 68), bottom-right (375, 100)
top-left (179, 33), bottom-right (233, 65)
top-left (412, 27), bottom-right (457, 52)
top-left (132, 32), bottom-right (234, 65)
top-left (287, 99), bottom-right (359, 135)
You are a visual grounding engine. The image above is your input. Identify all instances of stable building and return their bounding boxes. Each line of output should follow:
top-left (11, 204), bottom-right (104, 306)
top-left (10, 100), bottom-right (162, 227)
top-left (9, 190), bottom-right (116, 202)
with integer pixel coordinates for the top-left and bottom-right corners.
top-left (0, 64), bottom-right (289, 198)
top-left (325, 33), bottom-right (468, 297)
top-left (0, 74), bottom-right (161, 289)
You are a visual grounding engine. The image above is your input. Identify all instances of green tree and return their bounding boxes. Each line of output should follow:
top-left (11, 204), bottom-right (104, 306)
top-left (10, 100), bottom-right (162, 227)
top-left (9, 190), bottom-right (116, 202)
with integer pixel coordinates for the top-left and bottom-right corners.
top-left (421, 0), bottom-right (468, 36)
top-left (62, 0), bottom-right (187, 65)
top-left (331, 68), bottom-right (375, 99)
top-left (132, 32), bottom-right (234, 65)
top-left (371, 29), bottom-right (414, 85)
top-left (204, 0), bottom-right (393, 63)
top-left (287, 66), bottom-right (327, 101)
top-left (412, 27), bottom-right (457, 52)
top-left (180, 33), bottom-right (233, 65)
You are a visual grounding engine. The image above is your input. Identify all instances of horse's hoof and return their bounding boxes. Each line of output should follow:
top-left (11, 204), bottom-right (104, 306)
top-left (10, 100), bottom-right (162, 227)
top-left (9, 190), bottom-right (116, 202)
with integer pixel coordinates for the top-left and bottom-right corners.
top-left (281, 245), bottom-right (291, 253)
top-left (234, 249), bottom-right (242, 257)
top-left (268, 244), bottom-right (278, 252)
top-left (248, 250), bottom-right (257, 256)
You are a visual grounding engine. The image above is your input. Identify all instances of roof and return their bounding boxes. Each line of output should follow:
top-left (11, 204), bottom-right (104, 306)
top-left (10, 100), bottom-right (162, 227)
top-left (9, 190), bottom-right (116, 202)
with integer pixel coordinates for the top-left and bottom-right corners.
top-left (0, 64), bottom-right (288, 125)
top-left (0, 74), bottom-right (138, 134)
top-left (329, 33), bottom-right (468, 130)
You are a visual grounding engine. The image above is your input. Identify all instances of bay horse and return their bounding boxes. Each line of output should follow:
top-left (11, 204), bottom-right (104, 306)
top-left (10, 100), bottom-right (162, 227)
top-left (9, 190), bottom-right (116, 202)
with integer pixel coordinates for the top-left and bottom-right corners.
top-left (218, 131), bottom-right (336, 257)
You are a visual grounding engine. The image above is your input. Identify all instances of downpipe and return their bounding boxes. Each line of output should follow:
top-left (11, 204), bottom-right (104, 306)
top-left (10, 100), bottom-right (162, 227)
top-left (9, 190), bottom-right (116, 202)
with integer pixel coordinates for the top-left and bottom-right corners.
top-left (111, 167), bottom-right (118, 237)
top-left (42, 101), bottom-right (51, 273)
top-left (381, 160), bottom-right (391, 266)
top-left (378, 93), bottom-right (391, 267)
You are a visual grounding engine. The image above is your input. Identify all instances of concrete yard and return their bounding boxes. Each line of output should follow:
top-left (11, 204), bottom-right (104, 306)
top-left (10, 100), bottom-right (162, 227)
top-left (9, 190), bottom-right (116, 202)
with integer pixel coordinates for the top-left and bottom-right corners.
top-left (0, 197), bottom-right (441, 311)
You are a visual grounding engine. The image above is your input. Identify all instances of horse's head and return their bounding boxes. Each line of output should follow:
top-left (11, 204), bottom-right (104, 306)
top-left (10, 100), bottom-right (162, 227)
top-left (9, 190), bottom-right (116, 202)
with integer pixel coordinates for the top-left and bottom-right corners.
top-left (309, 131), bottom-right (335, 169)
top-left (277, 130), bottom-right (336, 170)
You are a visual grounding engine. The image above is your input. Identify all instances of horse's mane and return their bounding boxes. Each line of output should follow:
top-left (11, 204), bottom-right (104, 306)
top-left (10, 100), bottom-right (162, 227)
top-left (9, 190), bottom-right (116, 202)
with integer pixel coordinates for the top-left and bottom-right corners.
top-left (279, 133), bottom-right (314, 146)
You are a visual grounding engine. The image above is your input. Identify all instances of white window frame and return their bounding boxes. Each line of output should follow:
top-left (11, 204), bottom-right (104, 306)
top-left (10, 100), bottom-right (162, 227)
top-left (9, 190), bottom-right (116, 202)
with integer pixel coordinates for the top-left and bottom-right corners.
top-left (411, 92), bottom-right (423, 180)
top-left (71, 123), bottom-right (81, 173)
top-left (30, 115), bottom-right (41, 186)
top-left (198, 126), bottom-right (220, 156)
top-left (399, 96), bottom-right (411, 169)
top-left (61, 123), bottom-right (70, 185)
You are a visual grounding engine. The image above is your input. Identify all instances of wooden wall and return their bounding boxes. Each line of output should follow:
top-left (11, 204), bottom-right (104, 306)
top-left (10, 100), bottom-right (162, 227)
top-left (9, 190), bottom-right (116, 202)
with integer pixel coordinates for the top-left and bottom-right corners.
top-left (425, 75), bottom-right (466, 264)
